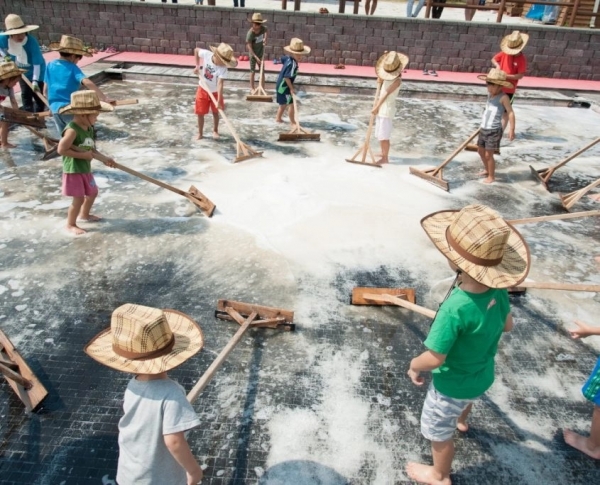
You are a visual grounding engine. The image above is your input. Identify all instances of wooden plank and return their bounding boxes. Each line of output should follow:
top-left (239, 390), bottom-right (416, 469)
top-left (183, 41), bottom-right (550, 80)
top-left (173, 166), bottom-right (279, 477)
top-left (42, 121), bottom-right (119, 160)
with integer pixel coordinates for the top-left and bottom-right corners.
top-left (216, 300), bottom-right (294, 323)
top-left (278, 133), bottom-right (321, 142)
top-left (351, 287), bottom-right (416, 305)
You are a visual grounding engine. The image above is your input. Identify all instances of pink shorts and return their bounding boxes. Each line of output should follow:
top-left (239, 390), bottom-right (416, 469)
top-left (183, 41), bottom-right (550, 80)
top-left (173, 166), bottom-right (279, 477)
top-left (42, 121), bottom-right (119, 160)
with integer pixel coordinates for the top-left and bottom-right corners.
top-left (62, 173), bottom-right (99, 198)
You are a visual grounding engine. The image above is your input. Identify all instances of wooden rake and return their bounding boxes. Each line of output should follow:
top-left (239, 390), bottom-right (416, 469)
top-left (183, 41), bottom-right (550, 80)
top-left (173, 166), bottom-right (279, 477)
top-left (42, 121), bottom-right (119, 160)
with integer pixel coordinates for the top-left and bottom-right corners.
top-left (199, 80), bottom-right (263, 163)
top-left (278, 95), bottom-right (321, 142)
top-left (34, 100), bottom-right (139, 119)
top-left (409, 128), bottom-right (481, 192)
top-left (0, 107), bottom-right (46, 129)
top-left (530, 137), bottom-right (600, 191)
top-left (186, 300), bottom-right (294, 403)
top-left (246, 54), bottom-right (272, 103)
top-left (559, 177), bottom-right (600, 211)
top-left (345, 79), bottom-right (383, 168)
top-left (0, 329), bottom-right (48, 412)
top-left (507, 209), bottom-right (600, 225)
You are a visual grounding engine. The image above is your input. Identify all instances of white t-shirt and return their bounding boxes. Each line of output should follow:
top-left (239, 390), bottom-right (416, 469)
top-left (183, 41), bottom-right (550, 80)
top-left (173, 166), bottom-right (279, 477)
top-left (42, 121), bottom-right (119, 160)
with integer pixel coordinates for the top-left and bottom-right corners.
top-left (197, 49), bottom-right (228, 93)
top-left (378, 78), bottom-right (401, 119)
top-left (116, 377), bottom-right (201, 485)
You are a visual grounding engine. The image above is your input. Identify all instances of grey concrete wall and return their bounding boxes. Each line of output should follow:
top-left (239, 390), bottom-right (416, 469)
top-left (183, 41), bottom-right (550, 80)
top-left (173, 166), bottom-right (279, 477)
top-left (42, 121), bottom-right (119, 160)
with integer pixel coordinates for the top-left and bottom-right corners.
top-left (1, 0), bottom-right (599, 80)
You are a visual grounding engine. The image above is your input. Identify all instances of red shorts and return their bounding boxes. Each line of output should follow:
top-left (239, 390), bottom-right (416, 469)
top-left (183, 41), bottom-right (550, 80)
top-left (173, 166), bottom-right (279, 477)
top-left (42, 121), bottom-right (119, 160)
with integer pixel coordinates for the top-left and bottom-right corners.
top-left (62, 173), bottom-right (99, 198)
top-left (194, 88), bottom-right (222, 115)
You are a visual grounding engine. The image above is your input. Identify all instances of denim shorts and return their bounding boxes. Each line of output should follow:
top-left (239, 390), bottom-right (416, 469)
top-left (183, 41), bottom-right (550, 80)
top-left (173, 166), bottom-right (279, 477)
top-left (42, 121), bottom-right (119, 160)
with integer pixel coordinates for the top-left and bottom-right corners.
top-left (583, 357), bottom-right (600, 406)
top-left (420, 384), bottom-right (476, 442)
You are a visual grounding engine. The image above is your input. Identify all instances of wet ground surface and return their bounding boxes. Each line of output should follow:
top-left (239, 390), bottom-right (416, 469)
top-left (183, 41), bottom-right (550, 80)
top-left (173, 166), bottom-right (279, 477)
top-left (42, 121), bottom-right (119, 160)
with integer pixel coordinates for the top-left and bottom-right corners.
top-left (1, 74), bottom-right (599, 484)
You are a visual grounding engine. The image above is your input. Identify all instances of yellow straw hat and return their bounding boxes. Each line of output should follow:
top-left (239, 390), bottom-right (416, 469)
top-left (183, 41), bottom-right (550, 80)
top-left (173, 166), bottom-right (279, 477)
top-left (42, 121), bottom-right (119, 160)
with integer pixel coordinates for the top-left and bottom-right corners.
top-left (1, 14), bottom-right (39, 36)
top-left (248, 13), bottom-right (267, 23)
top-left (500, 31), bottom-right (529, 55)
top-left (284, 38), bottom-right (311, 56)
top-left (49, 35), bottom-right (93, 57)
top-left (58, 91), bottom-right (114, 115)
top-left (421, 204), bottom-right (530, 289)
top-left (0, 61), bottom-right (27, 81)
top-left (210, 43), bottom-right (238, 68)
top-left (375, 51), bottom-right (409, 81)
top-left (84, 304), bottom-right (204, 374)
top-left (477, 68), bottom-right (514, 89)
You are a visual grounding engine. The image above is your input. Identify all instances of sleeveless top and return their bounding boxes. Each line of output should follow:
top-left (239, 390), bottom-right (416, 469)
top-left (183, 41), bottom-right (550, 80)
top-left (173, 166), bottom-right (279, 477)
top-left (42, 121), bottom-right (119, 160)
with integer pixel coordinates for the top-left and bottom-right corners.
top-left (378, 78), bottom-right (401, 119)
top-left (480, 93), bottom-right (505, 130)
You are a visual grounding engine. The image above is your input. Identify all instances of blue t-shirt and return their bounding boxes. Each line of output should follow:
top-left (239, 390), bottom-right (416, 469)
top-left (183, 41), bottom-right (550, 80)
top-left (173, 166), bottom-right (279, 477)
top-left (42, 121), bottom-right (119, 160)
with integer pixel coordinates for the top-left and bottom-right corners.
top-left (276, 55), bottom-right (298, 95)
top-left (45, 59), bottom-right (86, 113)
top-left (0, 33), bottom-right (46, 81)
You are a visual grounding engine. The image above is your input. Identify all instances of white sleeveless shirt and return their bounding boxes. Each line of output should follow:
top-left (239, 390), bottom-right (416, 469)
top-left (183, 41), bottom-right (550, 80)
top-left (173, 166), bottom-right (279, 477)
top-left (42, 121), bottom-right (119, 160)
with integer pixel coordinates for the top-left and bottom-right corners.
top-left (378, 78), bottom-right (401, 119)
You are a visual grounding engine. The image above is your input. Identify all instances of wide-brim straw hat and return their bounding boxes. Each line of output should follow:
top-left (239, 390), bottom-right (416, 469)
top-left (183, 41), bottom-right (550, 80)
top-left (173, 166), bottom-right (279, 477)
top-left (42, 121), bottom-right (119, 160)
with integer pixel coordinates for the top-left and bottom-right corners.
top-left (375, 51), bottom-right (409, 80)
top-left (1, 14), bottom-right (39, 36)
top-left (49, 35), bottom-right (93, 57)
top-left (0, 61), bottom-right (27, 81)
top-left (284, 38), bottom-right (311, 56)
top-left (500, 30), bottom-right (529, 55)
top-left (477, 68), bottom-right (514, 89)
top-left (249, 13), bottom-right (267, 23)
top-left (421, 204), bottom-right (530, 289)
top-left (58, 91), bottom-right (114, 115)
top-left (210, 43), bottom-right (238, 68)
top-left (85, 304), bottom-right (204, 374)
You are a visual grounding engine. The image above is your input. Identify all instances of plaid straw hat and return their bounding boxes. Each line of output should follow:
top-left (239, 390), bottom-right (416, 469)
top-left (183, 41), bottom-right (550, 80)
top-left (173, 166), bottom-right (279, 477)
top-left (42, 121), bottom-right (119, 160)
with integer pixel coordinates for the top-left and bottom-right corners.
top-left (375, 51), bottom-right (409, 81)
top-left (284, 38), bottom-right (311, 56)
top-left (0, 61), bottom-right (26, 81)
top-left (49, 35), bottom-right (93, 57)
top-left (58, 91), bottom-right (114, 115)
top-left (477, 68), bottom-right (514, 89)
top-left (210, 43), bottom-right (238, 68)
top-left (249, 12), bottom-right (267, 23)
top-left (421, 204), bottom-right (530, 288)
top-left (1, 14), bottom-right (39, 36)
top-left (500, 31), bottom-right (529, 55)
top-left (84, 304), bottom-right (204, 374)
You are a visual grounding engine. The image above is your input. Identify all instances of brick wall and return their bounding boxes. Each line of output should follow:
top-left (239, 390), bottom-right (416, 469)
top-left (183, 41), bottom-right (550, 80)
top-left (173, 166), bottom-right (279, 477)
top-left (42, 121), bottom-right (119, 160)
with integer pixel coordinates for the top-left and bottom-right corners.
top-left (2, 0), bottom-right (599, 80)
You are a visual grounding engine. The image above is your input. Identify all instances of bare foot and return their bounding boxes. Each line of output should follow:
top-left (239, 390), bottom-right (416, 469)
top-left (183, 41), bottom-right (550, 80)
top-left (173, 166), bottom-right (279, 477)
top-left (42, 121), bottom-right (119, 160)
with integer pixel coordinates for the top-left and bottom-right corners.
top-left (482, 177), bottom-right (495, 184)
top-left (66, 224), bottom-right (86, 236)
top-left (563, 429), bottom-right (600, 459)
top-left (375, 158), bottom-right (389, 165)
top-left (195, 134), bottom-right (203, 140)
top-left (457, 421), bottom-right (469, 432)
top-left (0, 142), bottom-right (17, 149)
top-left (275, 118), bottom-right (283, 123)
top-left (406, 462), bottom-right (451, 485)
top-left (589, 194), bottom-right (600, 202)
top-left (79, 214), bottom-right (102, 222)
top-left (477, 170), bottom-right (489, 177)
top-left (595, 256), bottom-right (600, 265)
top-left (212, 131), bottom-right (220, 139)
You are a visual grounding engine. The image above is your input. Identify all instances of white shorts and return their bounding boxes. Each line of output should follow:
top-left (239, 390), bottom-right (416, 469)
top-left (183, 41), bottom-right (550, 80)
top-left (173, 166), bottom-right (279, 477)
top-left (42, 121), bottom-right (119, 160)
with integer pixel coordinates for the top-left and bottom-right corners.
top-left (420, 384), bottom-right (477, 442)
top-left (375, 116), bottom-right (392, 141)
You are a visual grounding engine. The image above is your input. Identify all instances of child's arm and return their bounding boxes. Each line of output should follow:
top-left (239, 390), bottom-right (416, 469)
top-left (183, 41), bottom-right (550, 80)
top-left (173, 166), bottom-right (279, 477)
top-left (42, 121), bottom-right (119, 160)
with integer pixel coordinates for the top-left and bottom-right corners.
top-left (407, 350), bottom-right (446, 386)
top-left (57, 128), bottom-right (93, 160)
top-left (81, 78), bottom-right (115, 104)
top-left (9, 90), bottom-right (18, 110)
top-left (501, 95), bottom-right (515, 141)
top-left (504, 313), bottom-right (514, 332)
top-left (372, 78), bottom-right (400, 115)
top-left (491, 55), bottom-right (500, 69)
top-left (217, 78), bottom-right (224, 109)
top-left (193, 48), bottom-right (201, 75)
top-left (285, 78), bottom-right (295, 97)
top-left (569, 320), bottom-right (600, 339)
top-left (164, 431), bottom-right (203, 485)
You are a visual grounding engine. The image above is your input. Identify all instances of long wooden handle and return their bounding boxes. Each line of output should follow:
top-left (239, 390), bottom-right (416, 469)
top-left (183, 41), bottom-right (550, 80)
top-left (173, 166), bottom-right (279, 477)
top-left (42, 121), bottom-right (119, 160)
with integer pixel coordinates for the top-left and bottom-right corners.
top-left (111, 161), bottom-right (187, 197)
top-left (20, 74), bottom-right (50, 108)
top-left (508, 210), bottom-right (600, 225)
top-left (433, 128), bottom-right (481, 175)
top-left (360, 80), bottom-right (383, 163)
top-left (518, 281), bottom-right (600, 292)
top-left (292, 94), bottom-right (301, 131)
top-left (362, 292), bottom-right (437, 319)
top-left (187, 310), bottom-right (258, 403)
top-left (258, 53), bottom-right (266, 89)
top-left (550, 136), bottom-right (600, 172)
top-left (110, 99), bottom-right (138, 107)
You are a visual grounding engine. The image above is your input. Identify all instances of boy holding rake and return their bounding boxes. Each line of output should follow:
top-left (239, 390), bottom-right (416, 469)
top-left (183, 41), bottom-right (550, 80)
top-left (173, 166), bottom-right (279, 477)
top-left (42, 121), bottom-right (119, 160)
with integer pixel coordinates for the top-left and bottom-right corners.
top-left (275, 38), bottom-right (310, 126)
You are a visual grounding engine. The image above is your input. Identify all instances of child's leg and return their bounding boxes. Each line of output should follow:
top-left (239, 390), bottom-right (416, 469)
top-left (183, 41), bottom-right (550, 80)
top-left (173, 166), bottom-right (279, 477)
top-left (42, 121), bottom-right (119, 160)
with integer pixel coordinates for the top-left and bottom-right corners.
top-left (275, 105), bottom-right (286, 123)
top-left (563, 405), bottom-right (600, 459)
top-left (288, 102), bottom-right (296, 127)
top-left (375, 117), bottom-right (392, 164)
top-left (477, 146), bottom-right (488, 176)
top-left (0, 121), bottom-right (16, 148)
top-left (457, 402), bottom-right (473, 432)
top-left (196, 115), bottom-right (205, 139)
top-left (377, 140), bottom-right (390, 164)
top-left (212, 111), bottom-right (220, 139)
top-left (67, 197), bottom-right (86, 235)
top-left (250, 71), bottom-right (256, 91)
top-left (482, 150), bottom-right (496, 184)
top-left (79, 194), bottom-right (99, 221)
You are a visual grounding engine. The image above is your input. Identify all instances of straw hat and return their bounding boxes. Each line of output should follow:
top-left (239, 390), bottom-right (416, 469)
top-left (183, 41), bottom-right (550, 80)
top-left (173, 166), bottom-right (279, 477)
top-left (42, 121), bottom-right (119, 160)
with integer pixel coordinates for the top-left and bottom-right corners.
top-left (284, 38), bottom-right (311, 56)
top-left (209, 43), bottom-right (238, 68)
top-left (500, 30), bottom-right (529, 55)
top-left (84, 304), bottom-right (204, 374)
top-left (58, 91), bottom-right (114, 115)
top-left (477, 68), bottom-right (514, 89)
top-left (49, 35), bottom-right (93, 57)
top-left (421, 204), bottom-right (530, 289)
top-left (1, 14), bottom-right (39, 36)
top-left (0, 61), bottom-right (26, 81)
top-left (375, 51), bottom-right (409, 81)
top-left (248, 13), bottom-right (267, 23)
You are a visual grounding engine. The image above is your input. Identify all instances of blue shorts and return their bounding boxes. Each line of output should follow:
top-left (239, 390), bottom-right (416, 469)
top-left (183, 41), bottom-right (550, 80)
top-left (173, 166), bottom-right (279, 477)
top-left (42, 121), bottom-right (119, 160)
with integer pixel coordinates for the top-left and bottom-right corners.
top-left (276, 92), bottom-right (293, 106)
top-left (583, 357), bottom-right (600, 406)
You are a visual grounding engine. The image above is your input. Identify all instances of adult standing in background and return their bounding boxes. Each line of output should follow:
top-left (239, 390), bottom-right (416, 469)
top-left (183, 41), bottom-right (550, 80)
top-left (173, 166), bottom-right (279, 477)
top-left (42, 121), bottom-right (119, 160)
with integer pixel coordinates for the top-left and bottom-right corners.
top-left (0, 14), bottom-right (46, 113)
top-left (234, 0), bottom-right (246, 7)
top-left (406, 0), bottom-right (426, 18)
top-left (465, 0), bottom-right (478, 20)
top-left (365, 0), bottom-right (378, 15)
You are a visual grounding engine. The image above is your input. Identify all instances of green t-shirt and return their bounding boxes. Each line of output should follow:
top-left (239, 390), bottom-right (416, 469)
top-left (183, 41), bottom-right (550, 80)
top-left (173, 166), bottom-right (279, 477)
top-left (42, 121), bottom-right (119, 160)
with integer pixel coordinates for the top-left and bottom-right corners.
top-left (246, 25), bottom-right (267, 57)
top-left (62, 122), bottom-right (95, 174)
top-left (424, 287), bottom-right (510, 400)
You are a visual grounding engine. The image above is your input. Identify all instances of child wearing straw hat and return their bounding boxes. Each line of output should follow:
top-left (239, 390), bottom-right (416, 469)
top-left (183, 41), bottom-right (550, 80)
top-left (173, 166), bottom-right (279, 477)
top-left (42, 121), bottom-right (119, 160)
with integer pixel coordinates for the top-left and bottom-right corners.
top-left (406, 204), bottom-right (530, 485)
top-left (563, 320), bottom-right (600, 460)
top-left (193, 43), bottom-right (237, 140)
top-left (275, 38), bottom-right (310, 125)
top-left (0, 14), bottom-right (47, 113)
top-left (57, 91), bottom-right (116, 235)
top-left (85, 303), bottom-right (205, 485)
top-left (476, 68), bottom-right (516, 184)
top-left (492, 31), bottom-right (528, 130)
top-left (372, 51), bottom-right (408, 165)
top-left (246, 13), bottom-right (268, 93)
top-left (44, 35), bottom-right (114, 136)
top-left (0, 61), bottom-right (25, 148)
